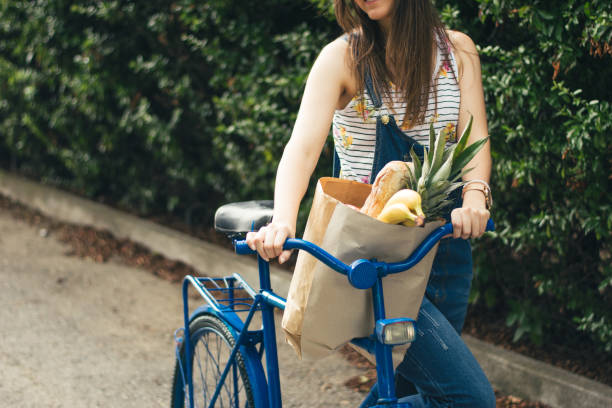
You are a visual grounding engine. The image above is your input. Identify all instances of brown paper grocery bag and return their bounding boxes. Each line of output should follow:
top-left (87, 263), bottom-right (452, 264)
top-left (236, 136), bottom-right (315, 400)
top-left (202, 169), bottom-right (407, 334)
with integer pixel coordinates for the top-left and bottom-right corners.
top-left (282, 177), bottom-right (442, 360)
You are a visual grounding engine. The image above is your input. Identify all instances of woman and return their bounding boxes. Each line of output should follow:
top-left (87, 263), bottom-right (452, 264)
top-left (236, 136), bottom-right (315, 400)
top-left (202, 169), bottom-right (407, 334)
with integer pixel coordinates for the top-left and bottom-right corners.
top-left (247, 0), bottom-right (495, 406)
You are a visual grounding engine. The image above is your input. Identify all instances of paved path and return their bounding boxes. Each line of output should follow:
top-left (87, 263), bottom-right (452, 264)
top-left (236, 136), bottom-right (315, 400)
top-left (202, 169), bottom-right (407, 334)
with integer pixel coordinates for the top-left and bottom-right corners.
top-left (0, 213), bottom-right (364, 407)
top-left (3, 169), bottom-right (612, 408)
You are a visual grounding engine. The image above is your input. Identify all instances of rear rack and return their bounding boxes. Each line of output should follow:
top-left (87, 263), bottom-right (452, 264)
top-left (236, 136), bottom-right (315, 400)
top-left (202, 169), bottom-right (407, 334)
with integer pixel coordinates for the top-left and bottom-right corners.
top-left (189, 273), bottom-right (260, 314)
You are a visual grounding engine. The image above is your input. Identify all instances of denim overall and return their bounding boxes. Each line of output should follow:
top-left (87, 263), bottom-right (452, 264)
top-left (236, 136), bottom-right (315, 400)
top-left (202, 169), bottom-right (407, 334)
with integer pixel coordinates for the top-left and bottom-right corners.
top-left (334, 72), bottom-right (495, 407)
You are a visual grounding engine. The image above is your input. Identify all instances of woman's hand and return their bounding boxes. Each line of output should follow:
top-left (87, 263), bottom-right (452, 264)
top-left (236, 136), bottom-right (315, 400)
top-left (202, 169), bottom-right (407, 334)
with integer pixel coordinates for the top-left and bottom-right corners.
top-left (450, 190), bottom-right (490, 239)
top-left (245, 221), bottom-right (295, 264)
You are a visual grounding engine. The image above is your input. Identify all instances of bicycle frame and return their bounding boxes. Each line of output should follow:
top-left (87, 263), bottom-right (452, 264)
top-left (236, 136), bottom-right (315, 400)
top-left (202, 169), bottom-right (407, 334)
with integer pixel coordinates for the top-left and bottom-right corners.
top-left (180, 219), bottom-right (494, 408)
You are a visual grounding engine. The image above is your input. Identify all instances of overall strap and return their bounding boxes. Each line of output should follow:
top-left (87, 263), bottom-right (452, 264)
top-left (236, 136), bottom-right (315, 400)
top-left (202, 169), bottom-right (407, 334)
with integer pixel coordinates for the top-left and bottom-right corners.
top-left (332, 149), bottom-right (341, 178)
top-left (364, 68), bottom-right (383, 108)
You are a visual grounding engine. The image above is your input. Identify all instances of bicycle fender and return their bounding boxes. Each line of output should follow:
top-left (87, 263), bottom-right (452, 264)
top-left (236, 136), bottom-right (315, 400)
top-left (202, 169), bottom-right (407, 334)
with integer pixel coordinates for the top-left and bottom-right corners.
top-left (241, 340), bottom-right (269, 408)
top-left (189, 305), bottom-right (244, 332)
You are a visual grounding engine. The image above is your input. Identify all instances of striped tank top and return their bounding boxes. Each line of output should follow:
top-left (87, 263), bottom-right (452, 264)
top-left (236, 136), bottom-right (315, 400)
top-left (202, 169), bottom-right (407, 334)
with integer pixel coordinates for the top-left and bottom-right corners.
top-left (332, 43), bottom-right (460, 183)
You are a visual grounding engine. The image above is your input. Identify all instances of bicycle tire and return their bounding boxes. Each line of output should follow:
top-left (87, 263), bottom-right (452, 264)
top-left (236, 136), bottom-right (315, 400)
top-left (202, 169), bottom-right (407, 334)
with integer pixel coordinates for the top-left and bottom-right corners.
top-left (171, 314), bottom-right (256, 408)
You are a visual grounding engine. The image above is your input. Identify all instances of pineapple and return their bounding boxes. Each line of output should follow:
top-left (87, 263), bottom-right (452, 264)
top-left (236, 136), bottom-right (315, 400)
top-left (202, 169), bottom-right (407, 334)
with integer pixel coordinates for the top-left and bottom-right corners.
top-left (405, 115), bottom-right (488, 221)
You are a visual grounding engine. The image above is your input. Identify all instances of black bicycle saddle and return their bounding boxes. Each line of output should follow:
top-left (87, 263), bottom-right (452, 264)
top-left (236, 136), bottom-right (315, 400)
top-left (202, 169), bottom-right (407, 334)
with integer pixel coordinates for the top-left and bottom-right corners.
top-left (214, 200), bottom-right (274, 236)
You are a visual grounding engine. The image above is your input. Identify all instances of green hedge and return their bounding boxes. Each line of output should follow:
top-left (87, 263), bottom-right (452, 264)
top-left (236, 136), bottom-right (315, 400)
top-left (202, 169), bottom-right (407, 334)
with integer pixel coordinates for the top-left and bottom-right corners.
top-left (1, 0), bottom-right (611, 352)
top-left (0, 0), bottom-right (334, 222)
top-left (462, 0), bottom-right (612, 352)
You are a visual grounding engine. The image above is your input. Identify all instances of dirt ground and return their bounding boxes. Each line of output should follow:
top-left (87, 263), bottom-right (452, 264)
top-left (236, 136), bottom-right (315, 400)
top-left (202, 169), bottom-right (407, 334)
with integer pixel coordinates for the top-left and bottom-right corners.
top-left (0, 212), bottom-right (365, 407)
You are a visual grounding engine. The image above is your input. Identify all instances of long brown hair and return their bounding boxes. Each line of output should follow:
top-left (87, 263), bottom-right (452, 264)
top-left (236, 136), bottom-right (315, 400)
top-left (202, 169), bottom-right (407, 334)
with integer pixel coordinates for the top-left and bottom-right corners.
top-left (334, 0), bottom-right (454, 129)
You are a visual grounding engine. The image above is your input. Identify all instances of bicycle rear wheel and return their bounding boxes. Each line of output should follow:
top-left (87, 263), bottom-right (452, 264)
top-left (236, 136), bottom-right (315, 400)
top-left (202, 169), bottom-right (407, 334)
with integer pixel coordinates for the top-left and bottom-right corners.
top-left (171, 314), bottom-right (255, 408)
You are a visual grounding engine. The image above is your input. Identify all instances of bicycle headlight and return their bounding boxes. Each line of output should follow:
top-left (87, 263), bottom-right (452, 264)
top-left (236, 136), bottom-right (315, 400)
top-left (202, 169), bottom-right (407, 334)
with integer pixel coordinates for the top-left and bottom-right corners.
top-left (375, 318), bottom-right (417, 346)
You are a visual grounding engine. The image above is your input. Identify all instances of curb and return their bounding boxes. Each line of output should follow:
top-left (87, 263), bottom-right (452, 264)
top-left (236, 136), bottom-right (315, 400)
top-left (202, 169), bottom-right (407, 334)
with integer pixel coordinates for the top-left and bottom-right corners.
top-left (464, 336), bottom-right (612, 408)
top-left (2, 170), bottom-right (611, 408)
top-left (0, 171), bottom-right (290, 295)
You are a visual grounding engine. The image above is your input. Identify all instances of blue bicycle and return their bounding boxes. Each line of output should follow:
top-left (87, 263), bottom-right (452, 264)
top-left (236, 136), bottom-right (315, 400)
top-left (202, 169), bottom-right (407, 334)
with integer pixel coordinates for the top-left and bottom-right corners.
top-left (170, 200), bottom-right (494, 408)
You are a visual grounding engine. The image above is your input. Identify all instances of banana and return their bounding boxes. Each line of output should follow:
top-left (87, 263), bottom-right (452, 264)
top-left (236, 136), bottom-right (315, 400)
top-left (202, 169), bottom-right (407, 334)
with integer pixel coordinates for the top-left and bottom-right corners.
top-left (385, 189), bottom-right (425, 218)
top-left (376, 203), bottom-right (417, 224)
top-left (402, 219), bottom-right (417, 227)
top-left (382, 189), bottom-right (425, 227)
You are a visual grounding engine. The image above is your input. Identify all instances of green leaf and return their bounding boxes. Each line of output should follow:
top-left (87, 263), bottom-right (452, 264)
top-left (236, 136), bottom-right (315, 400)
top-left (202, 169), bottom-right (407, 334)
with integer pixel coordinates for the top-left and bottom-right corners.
top-left (442, 141), bottom-right (455, 163)
top-left (424, 199), bottom-right (455, 219)
top-left (406, 162), bottom-right (417, 190)
top-left (513, 326), bottom-right (526, 343)
top-left (409, 147), bottom-right (422, 180)
top-left (428, 122), bottom-right (435, 165)
top-left (452, 114), bottom-right (473, 161)
top-left (484, 288), bottom-right (498, 308)
top-left (538, 10), bottom-right (554, 21)
top-left (431, 152), bottom-right (453, 183)
top-left (422, 181), bottom-right (462, 207)
top-left (430, 124), bottom-right (447, 175)
top-left (450, 137), bottom-right (489, 177)
top-left (449, 166), bottom-right (476, 183)
top-left (421, 145), bottom-right (431, 186)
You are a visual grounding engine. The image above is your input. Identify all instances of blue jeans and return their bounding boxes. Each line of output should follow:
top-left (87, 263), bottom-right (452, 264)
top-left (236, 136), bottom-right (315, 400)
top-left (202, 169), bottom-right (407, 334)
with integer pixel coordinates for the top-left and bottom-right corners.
top-left (360, 239), bottom-right (496, 408)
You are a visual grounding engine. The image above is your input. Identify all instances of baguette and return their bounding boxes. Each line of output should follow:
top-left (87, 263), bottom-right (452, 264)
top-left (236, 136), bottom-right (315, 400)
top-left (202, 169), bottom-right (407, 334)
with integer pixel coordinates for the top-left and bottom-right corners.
top-left (360, 161), bottom-right (413, 218)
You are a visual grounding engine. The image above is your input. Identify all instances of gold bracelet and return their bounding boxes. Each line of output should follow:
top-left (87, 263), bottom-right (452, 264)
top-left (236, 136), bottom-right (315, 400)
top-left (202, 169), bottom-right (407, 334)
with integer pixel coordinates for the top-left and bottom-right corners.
top-left (462, 183), bottom-right (493, 210)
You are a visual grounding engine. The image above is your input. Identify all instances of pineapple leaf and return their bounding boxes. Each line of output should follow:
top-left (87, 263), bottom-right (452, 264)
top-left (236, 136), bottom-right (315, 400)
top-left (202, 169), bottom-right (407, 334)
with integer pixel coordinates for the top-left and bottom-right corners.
top-left (417, 176), bottom-right (426, 193)
top-left (415, 114), bottom-right (488, 221)
top-left (428, 122), bottom-right (436, 165)
top-left (431, 147), bottom-right (455, 184)
top-left (430, 124), bottom-right (447, 178)
top-left (445, 181), bottom-right (465, 194)
top-left (453, 114), bottom-right (473, 161)
top-left (421, 180), bottom-right (453, 206)
top-left (450, 137), bottom-right (489, 177)
top-left (420, 189), bottom-right (430, 201)
top-left (421, 145), bottom-right (431, 186)
top-left (406, 162), bottom-right (417, 190)
top-left (429, 179), bottom-right (451, 192)
top-left (442, 142), bottom-right (455, 163)
top-left (424, 190), bottom-right (451, 207)
top-left (424, 199), bottom-right (455, 219)
top-left (428, 198), bottom-right (455, 210)
top-left (449, 166), bottom-right (476, 184)
top-left (409, 147), bottom-right (422, 180)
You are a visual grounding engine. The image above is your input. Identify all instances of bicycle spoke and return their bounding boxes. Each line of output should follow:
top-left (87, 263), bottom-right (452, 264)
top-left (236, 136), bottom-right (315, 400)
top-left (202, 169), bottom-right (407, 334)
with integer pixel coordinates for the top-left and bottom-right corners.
top-left (218, 334), bottom-right (233, 407)
top-left (176, 317), bottom-right (253, 408)
top-left (205, 333), bottom-right (228, 406)
top-left (199, 330), bottom-right (240, 407)
top-left (194, 342), bottom-right (207, 408)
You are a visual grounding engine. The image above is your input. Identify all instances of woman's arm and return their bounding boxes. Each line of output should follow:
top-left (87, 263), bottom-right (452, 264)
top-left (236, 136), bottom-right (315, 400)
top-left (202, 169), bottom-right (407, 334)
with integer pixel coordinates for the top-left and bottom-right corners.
top-left (247, 38), bottom-right (352, 262)
top-left (449, 30), bottom-right (492, 239)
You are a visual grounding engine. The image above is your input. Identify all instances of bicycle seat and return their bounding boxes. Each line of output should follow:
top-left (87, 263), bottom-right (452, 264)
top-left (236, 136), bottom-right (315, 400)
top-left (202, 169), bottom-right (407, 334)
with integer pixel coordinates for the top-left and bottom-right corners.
top-left (214, 200), bottom-right (274, 236)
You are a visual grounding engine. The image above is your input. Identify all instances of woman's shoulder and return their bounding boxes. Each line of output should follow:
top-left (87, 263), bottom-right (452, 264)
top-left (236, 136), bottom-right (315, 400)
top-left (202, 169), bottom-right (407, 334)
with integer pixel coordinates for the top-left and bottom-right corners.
top-left (314, 36), bottom-right (354, 79)
top-left (446, 30), bottom-right (477, 49)
top-left (319, 35), bottom-right (352, 60)
top-left (307, 36), bottom-right (356, 99)
top-left (445, 30), bottom-right (479, 79)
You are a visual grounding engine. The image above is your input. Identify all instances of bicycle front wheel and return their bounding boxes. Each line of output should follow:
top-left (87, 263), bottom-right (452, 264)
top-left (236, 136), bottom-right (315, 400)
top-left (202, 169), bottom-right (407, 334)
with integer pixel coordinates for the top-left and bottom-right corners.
top-left (171, 314), bottom-right (255, 408)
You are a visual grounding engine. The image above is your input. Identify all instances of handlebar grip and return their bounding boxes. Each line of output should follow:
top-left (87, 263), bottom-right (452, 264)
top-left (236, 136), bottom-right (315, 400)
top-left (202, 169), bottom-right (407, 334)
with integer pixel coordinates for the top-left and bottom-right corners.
top-left (486, 218), bottom-right (495, 232)
top-left (235, 241), bottom-right (256, 255)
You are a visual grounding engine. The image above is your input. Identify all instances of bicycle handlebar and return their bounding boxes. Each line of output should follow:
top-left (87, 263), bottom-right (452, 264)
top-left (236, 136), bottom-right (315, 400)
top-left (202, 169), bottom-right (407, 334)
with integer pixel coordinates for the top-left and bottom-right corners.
top-left (235, 219), bottom-right (494, 280)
